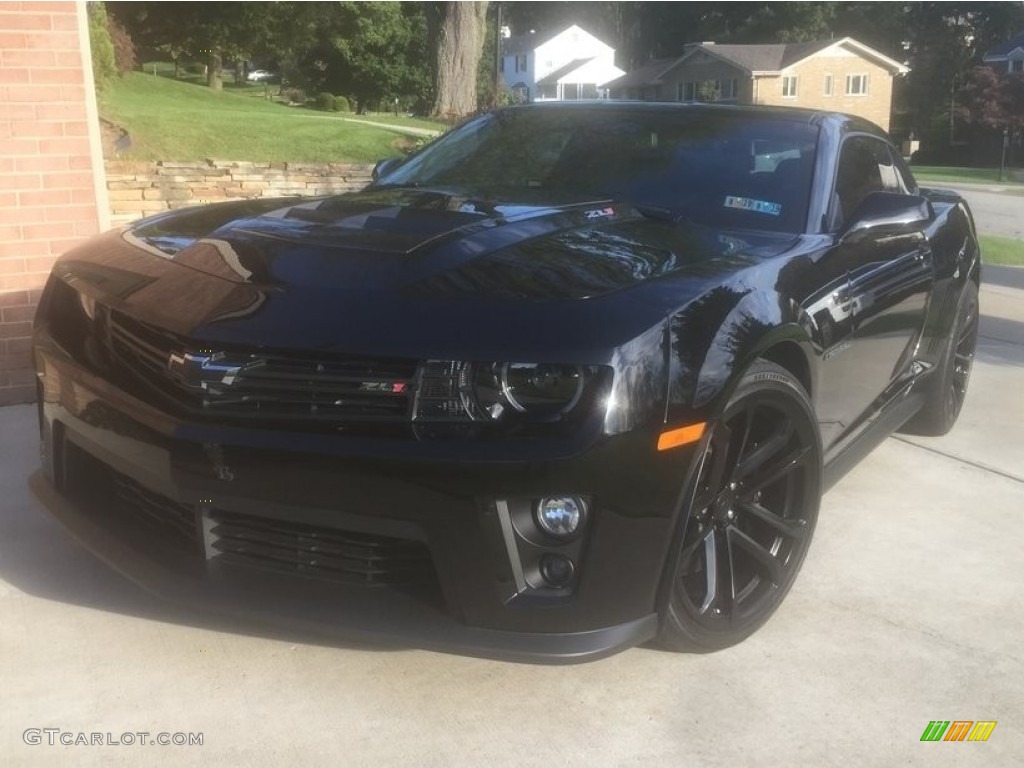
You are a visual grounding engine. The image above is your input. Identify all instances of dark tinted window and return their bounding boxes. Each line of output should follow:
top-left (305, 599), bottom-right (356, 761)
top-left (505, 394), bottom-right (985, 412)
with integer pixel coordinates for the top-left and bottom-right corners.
top-left (834, 135), bottom-right (903, 226)
top-left (382, 108), bottom-right (820, 233)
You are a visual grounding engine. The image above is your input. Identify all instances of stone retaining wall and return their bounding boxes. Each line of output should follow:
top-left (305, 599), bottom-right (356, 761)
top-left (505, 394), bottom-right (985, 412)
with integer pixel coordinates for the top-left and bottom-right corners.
top-left (105, 160), bottom-right (374, 227)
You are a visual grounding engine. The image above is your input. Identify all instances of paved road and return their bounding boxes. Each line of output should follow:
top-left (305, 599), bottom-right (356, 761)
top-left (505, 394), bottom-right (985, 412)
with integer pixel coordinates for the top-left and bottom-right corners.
top-left (924, 182), bottom-right (1024, 240)
top-left (2, 276), bottom-right (1022, 766)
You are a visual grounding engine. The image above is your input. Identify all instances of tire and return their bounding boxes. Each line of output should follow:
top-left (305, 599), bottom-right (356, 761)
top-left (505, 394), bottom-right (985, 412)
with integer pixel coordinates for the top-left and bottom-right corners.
top-left (657, 360), bottom-right (823, 652)
top-left (901, 280), bottom-right (979, 437)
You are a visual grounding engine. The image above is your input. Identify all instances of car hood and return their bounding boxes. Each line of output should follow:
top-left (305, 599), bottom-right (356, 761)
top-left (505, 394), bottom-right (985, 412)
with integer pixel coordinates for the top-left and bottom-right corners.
top-left (58, 188), bottom-right (798, 360)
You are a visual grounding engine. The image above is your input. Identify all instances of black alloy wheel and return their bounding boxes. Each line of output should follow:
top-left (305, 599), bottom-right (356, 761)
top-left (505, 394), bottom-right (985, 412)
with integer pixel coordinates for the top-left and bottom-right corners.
top-left (658, 361), bottom-right (822, 652)
top-left (902, 280), bottom-right (979, 437)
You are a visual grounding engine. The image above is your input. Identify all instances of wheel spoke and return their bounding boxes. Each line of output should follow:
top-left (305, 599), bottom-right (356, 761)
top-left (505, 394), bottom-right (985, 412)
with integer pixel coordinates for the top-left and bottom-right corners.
top-left (958, 314), bottom-right (976, 346)
top-left (704, 423), bottom-right (733, 493)
top-left (698, 528), bottom-right (717, 614)
top-left (734, 420), bottom-right (793, 483)
top-left (734, 406), bottom-right (756, 469)
top-left (736, 499), bottom-right (808, 539)
top-left (697, 527), bottom-right (736, 616)
top-left (740, 444), bottom-right (810, 495)
top-left (729, 527), bottom-right (783, 586)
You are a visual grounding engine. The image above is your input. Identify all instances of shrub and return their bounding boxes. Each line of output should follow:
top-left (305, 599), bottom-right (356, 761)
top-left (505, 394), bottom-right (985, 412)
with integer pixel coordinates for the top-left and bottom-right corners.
top-left (87, 2), bottom-right (116, 93)
top-left (315, 91), bottom-right (336, 111)
top-left (333, 95), bottom-right (351, 113)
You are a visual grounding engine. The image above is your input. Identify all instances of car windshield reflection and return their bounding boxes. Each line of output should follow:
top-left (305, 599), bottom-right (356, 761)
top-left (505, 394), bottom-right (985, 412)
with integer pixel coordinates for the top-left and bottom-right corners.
top-left (381, 106), bottom-right (819, 233)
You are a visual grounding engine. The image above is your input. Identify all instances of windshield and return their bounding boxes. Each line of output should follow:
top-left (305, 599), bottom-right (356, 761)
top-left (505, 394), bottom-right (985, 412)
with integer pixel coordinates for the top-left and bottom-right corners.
top-left (381, 107), bottom-right (819, 233)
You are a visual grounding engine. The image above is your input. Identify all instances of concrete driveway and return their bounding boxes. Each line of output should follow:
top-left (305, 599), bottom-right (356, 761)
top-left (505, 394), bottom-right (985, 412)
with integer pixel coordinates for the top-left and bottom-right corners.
top-left (2, 271), bottom-right (1022, 767)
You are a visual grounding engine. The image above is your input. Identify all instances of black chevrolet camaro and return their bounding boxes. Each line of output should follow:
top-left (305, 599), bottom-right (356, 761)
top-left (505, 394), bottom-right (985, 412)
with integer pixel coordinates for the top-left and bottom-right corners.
top-left (30, 103), bottom-right (980, 662)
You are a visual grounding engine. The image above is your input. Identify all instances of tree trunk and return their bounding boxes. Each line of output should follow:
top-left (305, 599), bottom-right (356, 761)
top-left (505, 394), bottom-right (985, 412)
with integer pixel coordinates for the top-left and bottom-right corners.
top-left (429, 1), bottom-right (489, 120)
top-left (207, 51), bottom-right (223, 91)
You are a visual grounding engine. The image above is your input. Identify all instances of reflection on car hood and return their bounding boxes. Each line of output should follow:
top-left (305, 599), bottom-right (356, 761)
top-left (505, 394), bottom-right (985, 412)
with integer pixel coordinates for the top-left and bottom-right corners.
top-left (126, 188), bottom-right (794, 301)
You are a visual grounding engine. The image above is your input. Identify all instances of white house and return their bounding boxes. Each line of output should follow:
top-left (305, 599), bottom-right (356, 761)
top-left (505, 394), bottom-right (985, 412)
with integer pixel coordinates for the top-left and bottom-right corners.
top-left (500, 24), bottom-right (625, 102)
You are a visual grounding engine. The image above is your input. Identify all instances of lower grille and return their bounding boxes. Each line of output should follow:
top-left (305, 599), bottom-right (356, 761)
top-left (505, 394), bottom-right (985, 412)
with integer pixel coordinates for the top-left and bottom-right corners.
top-left (110, 472), bottom-right (198, 545)
top-left (63, 441), bottom-right (199, 551)
top-left (207, 510), bottom-right (437, 588)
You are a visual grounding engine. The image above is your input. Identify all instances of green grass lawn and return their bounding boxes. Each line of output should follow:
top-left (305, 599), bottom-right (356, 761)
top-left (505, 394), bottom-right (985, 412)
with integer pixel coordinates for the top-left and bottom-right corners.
top-left (101, 72), bottom-right (420, 162)
top-left (911, 165), bottom-right (1024, 186)
top-left (980, 235), bottom-right (1024, 266)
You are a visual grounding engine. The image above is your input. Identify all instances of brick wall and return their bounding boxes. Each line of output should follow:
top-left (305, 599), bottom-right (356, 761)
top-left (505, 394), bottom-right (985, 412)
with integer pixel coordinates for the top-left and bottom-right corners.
top-left (106, 160), bottom-right (374, 227)
top-left (757, 57), bottom-right (896, 131)
top-left (0, 0), bottom-right (107, 405)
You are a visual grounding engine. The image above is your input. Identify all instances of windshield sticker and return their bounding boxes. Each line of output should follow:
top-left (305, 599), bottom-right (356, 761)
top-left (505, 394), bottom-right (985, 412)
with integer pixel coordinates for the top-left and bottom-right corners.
top-left (724, 196), bottom-right (782, 216)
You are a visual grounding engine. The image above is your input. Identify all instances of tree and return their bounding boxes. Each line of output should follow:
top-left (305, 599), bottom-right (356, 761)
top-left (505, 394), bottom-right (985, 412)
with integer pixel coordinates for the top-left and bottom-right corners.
top-left (427, 2), bottom-right (490, 119)
top-left (326, 3), bottom-right (428, 113)
top-left (110, 1), bottom-right (282, 89)
top-left (959, 65), bottom-right (1024, 168)
top-left (87, 2), bottom-right (117, 93)
top-left (959, 66), bottom-right (1024, 130)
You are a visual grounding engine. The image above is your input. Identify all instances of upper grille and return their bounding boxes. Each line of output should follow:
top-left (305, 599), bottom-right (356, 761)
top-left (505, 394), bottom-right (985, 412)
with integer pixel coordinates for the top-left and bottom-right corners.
top-left (207, 510), bottom-right (437, 587)
top-left (108, 311), bottom-right (416, 429)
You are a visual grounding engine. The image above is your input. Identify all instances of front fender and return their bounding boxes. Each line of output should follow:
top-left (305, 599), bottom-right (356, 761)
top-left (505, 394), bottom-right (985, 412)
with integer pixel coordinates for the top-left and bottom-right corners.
top-left (666, 288), bottom-right (816, 423)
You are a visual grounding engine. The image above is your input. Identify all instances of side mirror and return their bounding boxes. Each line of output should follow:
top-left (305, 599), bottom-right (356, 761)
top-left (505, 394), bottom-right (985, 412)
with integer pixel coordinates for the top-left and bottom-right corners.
top-left (839, 191), bottom-right (932, 243)
top-left (372, 157), bottom-right (402, 182)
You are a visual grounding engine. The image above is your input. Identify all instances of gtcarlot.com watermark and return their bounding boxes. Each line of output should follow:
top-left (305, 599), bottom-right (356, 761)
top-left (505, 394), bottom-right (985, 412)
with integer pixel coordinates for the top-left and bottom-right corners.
top-left (23, 729), bottom-right (202, 747)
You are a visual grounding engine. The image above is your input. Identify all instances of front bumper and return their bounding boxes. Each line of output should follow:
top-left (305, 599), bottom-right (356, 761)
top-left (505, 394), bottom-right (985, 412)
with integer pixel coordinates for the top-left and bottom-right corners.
top-left (32, 338), bottom-right (699, 663)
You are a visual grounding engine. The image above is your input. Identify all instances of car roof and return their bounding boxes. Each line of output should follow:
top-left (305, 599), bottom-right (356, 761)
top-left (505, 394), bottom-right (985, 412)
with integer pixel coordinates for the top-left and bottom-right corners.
top-left (498, 100), bottom-right (888, 139)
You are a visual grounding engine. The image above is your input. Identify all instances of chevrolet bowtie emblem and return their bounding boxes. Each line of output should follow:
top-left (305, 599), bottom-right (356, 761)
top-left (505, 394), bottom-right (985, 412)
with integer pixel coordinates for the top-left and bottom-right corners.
top-left (167, 351), bottom-right (256, 389)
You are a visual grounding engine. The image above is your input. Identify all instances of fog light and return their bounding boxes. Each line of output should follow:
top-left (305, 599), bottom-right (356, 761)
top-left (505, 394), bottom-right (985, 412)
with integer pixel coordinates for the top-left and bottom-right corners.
top-left (535, 496), bottom-right (586, 539)
top-left (539, 554), bottom-right (575, 588)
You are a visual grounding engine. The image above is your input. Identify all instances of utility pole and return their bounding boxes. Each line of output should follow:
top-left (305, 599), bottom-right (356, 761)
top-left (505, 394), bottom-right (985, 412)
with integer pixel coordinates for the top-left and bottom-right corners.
top-left (494, 2), bottom-right (502, 107)
top-left (999, 128), bottom-right (1009, 182)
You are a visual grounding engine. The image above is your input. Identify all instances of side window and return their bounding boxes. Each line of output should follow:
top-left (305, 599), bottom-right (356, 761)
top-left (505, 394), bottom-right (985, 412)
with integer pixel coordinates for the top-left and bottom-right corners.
top-left (834, 136), bottom-right (900, 227)
top-left (888, 146), bottom-right (918, 194)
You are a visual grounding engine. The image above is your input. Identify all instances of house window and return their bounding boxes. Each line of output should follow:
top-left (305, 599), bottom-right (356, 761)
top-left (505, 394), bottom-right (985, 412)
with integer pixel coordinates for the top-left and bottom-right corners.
top-left (718, 79), bottom-right (738, 100)
top-left (846, 74), bottom-right (869, 95)
top-left (782, 76), bottom-right (798, 98)
top-left (824, 73), bottom-right (833, 96)
top-left (1011, 59), bottom-right (1024, 73)
top-left (678, 81), bottom-right (696, 102)
top-left (515, 54), bottom-right (528, 73)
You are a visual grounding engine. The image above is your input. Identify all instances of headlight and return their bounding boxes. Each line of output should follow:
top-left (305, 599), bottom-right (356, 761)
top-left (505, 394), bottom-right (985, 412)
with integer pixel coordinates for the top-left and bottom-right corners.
top-left (414, 360), bottom-right (605, 426)
top-left (500, 363), bottom-right (584, 415)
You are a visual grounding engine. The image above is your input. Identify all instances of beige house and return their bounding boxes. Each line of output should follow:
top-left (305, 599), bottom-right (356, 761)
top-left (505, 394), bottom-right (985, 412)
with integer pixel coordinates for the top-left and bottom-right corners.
top-left (607, 37), bottom-right (909, 131)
